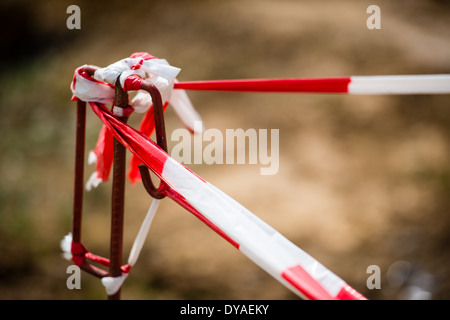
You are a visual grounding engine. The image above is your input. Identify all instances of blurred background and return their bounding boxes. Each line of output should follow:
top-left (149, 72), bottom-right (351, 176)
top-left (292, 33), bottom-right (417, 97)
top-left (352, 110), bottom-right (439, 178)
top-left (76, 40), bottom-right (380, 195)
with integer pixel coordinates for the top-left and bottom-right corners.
top-left (0, 0), bottom-right (449, 300)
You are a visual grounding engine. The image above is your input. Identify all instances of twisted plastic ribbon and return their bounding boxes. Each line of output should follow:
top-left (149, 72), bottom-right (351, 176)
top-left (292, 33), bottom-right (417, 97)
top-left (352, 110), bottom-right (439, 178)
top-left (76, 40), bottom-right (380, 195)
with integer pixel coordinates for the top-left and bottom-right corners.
top-left (70, 52), bottom-right (203, 189)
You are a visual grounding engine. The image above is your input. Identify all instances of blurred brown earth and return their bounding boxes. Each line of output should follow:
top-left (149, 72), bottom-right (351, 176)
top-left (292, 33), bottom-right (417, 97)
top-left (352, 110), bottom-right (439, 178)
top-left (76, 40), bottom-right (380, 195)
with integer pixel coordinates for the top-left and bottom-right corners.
top-left (0, 0), bottom-right (450, 300)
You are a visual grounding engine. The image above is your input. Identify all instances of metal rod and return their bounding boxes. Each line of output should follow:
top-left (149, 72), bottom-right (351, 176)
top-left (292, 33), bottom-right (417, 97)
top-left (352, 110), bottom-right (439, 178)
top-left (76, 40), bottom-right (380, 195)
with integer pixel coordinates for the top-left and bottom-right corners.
top-left (72, 65), bottom-right (97, 244)
top-left (138, 164), bottom-right (166, 199)
top-left (108, 79), bottom-right (129, 300)
top-left (138, 81), bottom-right (167, 199)
top-left (72, 99), bottom-right (86, 244)
top-left (80, 261), bottom-right (110, 279)
top-left (140, 81), bottom-right (167, 152)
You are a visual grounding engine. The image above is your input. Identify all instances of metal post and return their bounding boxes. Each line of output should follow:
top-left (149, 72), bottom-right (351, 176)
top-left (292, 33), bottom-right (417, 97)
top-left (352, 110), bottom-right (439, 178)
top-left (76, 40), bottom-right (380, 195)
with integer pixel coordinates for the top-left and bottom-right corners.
top-left (72, 93), bottom-right (110, 279)
top-left (72, 99), bottom-right (86, 244)
top-left (72, 65), bottom-right (97, 244)
top-left (108, 78), bottom-right (129, 300)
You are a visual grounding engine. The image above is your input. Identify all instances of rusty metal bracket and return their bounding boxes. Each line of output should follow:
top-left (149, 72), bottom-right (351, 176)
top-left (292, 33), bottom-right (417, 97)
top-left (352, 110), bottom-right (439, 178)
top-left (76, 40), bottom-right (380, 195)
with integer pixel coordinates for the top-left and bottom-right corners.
top-left (71, 67), bottom-right (169, 300)
top-left (137, 80), bottom-right (168, 200)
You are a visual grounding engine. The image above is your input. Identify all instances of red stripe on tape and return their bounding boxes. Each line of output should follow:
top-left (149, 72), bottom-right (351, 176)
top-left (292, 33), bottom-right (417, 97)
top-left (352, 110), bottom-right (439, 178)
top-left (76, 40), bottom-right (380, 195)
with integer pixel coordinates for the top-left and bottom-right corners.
top-left (174, 78), bottom-right (351, 93)
top-left (335, 283), bottom-right (367, 300)
top-left (282, 265), bottom-right (335, 300)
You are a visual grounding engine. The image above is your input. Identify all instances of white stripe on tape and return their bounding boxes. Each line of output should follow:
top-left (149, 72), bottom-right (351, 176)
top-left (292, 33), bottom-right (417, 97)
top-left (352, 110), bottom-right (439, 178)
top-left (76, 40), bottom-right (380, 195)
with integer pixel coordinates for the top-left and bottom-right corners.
top-left (161, 157), bottom-right (345, 298)
top-left (349, 75), bottom-right (450, 94)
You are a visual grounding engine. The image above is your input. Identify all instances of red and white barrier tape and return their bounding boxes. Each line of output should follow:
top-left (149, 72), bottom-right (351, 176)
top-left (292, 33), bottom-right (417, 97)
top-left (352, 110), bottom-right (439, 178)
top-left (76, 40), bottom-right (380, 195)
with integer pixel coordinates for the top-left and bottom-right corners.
top-left (71, 53), bottom-right (449, 189)
top-left (87, 102), bottom-right (366, 300)
top-left (68, 53), bottom-right (448, 299)
top-left (174, 74), bottom-right (450, 94)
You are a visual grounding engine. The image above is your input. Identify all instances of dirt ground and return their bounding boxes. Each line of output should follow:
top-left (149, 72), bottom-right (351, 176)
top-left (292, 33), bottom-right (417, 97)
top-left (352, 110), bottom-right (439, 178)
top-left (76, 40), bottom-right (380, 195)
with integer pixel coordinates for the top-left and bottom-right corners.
top-left (0, 0), bottom-right (450, 300)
